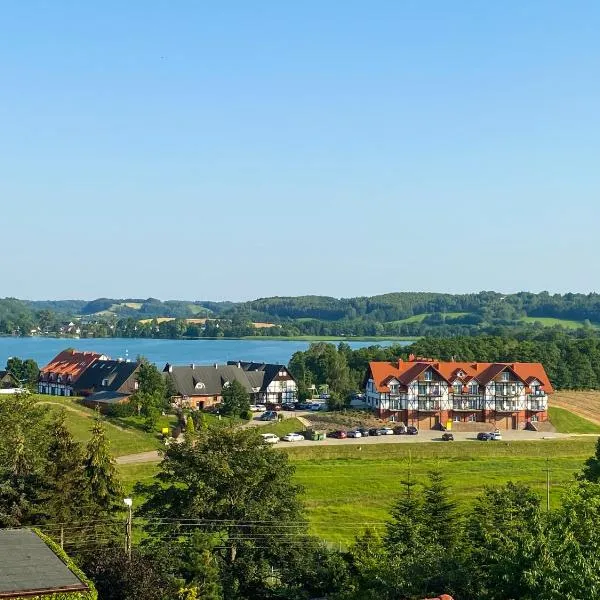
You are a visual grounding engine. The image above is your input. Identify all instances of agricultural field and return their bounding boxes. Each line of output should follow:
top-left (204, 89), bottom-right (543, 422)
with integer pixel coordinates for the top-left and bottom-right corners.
top-left (520, 316), bottom-right (597, 329)
top-left (548, 406), bottom-right (600, 434)
top-left (550, 390), bottom-right (600, 426)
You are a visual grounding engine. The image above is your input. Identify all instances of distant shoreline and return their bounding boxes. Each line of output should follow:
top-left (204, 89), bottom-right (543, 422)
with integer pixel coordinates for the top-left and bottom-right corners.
top-left (0, 334), bottom-right (418, 343)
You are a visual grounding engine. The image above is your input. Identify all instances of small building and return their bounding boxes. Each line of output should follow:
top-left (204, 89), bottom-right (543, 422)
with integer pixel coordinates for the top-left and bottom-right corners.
top-left (0, 528), bottom-right (94, 598)
top-left (364, 357), bottom-right (553, 430)
top-left (38, 350), bottom-right (107, 397)
top-left (0, 370), bottom-right (18, 391)
top-left (227, 361), bottom-right (298, 404)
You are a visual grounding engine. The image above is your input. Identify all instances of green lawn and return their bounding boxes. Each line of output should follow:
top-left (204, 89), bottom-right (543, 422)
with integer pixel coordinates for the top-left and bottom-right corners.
top-left (387, 312), bottom-right (470, 326)
top-left (117, 437), bottom-right (598, 546)
top-left (241, 335), bottom-right (418, 341)
top-left (36, 395), bottom-right (171, 456)
top-left (521, 316), bottom-right (596, 329)
top-left (260, 417), bottom-right (307, 437)
top-left (548, 406), bottom-right (600, 433)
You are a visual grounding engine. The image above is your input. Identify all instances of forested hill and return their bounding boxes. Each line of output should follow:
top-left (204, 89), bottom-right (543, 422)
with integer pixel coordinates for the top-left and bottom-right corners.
top-left (1, 291), bottom-right (600, 338)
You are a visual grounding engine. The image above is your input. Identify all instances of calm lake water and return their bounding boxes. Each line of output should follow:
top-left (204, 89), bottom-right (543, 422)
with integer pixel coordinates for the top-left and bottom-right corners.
top-left (0, 337), bottom-right (406, 367)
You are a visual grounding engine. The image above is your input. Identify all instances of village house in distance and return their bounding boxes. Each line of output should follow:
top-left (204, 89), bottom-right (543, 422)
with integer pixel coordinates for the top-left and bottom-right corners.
top-left (364, 355), bottom-right (552, 430)
top-left (165, 361), bottom-right (298, 409)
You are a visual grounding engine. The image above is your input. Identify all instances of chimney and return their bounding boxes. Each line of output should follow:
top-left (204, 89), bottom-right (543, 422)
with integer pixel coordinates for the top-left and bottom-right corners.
top-left (398, 359), bottom-right (403, 369)
top-left (409, 354), bottom-right (416, 362)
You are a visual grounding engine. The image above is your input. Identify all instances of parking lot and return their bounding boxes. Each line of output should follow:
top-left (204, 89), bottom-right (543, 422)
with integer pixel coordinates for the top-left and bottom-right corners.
top-left (273, 428), bottom-right (570, 447)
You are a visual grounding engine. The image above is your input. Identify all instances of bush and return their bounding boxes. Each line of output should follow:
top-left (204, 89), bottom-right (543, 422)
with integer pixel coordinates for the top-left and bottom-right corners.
top-left (241, 410), bottom-right (253, 421)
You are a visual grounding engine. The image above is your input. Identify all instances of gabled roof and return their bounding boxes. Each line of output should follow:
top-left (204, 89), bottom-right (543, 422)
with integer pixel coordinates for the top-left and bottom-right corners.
top-left (39, 350), bottom-right (105, 383)
top-left (0, 529), bottom-right (89, 597)
top-left (74, 359), bottom-right (139, 393)
top-left (165, 364), bottom-right (256, 397)
top-left (227, 361), bottom-right (296, 391)
top-left (367, 359), bottom-right (553, 393)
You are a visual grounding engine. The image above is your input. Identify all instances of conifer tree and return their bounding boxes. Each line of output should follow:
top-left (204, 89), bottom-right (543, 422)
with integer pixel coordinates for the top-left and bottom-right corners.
top-left (44, 410), bottom-right (89, 526)
top-left (84, 413), bottom-right (123, 517)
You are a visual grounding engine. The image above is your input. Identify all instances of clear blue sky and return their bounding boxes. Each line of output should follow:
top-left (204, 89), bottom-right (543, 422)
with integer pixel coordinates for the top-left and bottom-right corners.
top-left (1, 1), bottom-right (599, 301)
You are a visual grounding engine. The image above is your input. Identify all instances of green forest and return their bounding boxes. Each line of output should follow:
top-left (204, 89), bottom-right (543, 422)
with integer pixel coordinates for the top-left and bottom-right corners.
top-left (2, 291), bottom-right (600, 339)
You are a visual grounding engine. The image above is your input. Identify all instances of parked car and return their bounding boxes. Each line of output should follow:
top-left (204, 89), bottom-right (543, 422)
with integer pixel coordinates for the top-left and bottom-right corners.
top-left (249, 405), bottom-right (262, 412)
top-left (296, 402), bottom-right (312, 410)
top-left (357, 427), bottom-right (371, 437)
top-left (377, 427), bottom-right (394, 435)
top-left (282, 432), bottom-right (304, 442)
top-left (327, 430), bottom-right (347, 439)
top-left (477, 432), bottom-right (491, 441)
top-left (406, 426), bottom-right (418, 435)
top-left (490, 431), bottom-right (503, 440)
top-left (346, 430), bottom-right (362, 438)
top-left (260, 411), bottom-right (278, 421)
top-left (261, 433), bottom-right (279, 444)
top-left (267, 403), bottom-right (282, 411)
top-left (309, 402), bottom-right (324, 411)
top-left (368, 427), bottom-right (382, 436)
top-left (282, 403), bottom-right (297, 411)
top-left (441, 432), bottom-right (454, 441)
top-left (393, 425), bottom-right (407, 435)
top-left (255, 404), bottom-right (266, 411)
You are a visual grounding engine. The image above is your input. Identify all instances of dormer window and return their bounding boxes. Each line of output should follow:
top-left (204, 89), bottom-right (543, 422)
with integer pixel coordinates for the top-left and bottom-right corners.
top-left (195, 382), bottom-right (206, 390)
top-left (501, 371), bottom-right (510, 382)
top-left (424, 370), bottom-right (432, 381)
top-left (469, 383), bottom-right (479, 395)
top-left (453, 382), bottom-right (461, 394)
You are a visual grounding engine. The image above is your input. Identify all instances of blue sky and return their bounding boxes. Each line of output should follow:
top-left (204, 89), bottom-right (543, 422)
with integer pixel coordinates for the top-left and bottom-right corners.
top-left (1, 1), bottom-right (599, 300)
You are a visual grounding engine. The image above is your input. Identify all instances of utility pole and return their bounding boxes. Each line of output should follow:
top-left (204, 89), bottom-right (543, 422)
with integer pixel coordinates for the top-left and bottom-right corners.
top-left (124, 498), bottom-right (133, 560)
top-left (546, 457), bottom-right (550, 512)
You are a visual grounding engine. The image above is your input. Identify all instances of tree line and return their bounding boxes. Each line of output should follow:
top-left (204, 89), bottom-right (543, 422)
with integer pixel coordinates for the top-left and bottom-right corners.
top-left (288, 333), bottom-right (600, 397)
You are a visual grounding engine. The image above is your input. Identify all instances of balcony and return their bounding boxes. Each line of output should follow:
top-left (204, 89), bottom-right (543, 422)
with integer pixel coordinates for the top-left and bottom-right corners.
top-left (417, 398), bottom-right (440, 411)
top-left (452, 396), bottom-right (484, 411)
top-left (495, 401), bottom-right (519, 412)
top-left (527, 394), bottom-right (547, 411)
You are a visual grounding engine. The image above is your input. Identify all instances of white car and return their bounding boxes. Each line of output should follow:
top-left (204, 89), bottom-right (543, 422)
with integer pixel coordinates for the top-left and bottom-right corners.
top-left (255, 404), bottom-right (267, 411)
top-left (249, 405), bottom-right (262, 412)
top-left (377, 427), bottom-right (394, 435)
top-left (490, 431), bottom-right (503, 440)
top-left (346, 430), bottom-right (362, 438)
top-left (282, 432), bottom-right (305, 442)
top-left (261, 433), bottom-right (280, 444)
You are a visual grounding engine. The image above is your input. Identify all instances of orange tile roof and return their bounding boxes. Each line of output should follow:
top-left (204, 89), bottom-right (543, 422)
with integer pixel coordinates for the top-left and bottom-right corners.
top-left (367, 359), bottom-right (553, 393)
top-left (40, 349), bottom-right (105, 383)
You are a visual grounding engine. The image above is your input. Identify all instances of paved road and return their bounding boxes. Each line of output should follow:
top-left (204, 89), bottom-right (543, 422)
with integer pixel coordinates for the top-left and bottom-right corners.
top-left (115, 428), bottom-right (574, 464)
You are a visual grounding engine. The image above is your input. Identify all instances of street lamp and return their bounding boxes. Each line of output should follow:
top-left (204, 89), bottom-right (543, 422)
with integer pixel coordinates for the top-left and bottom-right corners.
top-left (124, 498), bottom-right (133, 560)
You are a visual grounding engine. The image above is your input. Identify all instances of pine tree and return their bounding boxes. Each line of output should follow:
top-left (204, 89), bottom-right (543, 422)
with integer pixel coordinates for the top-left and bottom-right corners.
top-left (84, 413), bottom-right (123, 517)
top-left (423, 469), bottom-right (460, 550)
top-left (44, 411), bottom-right (89, 526)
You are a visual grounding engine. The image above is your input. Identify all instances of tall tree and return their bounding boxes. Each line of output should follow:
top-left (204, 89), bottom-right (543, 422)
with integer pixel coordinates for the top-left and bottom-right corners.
top-left (84, 414), bottom-right (123, 518)
top-left (43, 410), bottom-right (89, 527)
top-left (138, 426), bottom-right (312, 599)
top-left (220, 380), bottom-right (250, 418)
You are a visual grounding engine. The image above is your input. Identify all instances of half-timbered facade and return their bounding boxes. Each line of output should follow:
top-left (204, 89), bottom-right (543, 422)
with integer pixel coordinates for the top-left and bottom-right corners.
top-left (364, 357), bottom-right (552, 429)
top-left (38, 349), bottom-right (107, 396)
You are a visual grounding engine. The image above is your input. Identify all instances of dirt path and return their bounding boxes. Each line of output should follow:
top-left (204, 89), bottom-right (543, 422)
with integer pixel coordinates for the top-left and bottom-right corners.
top-left (116, 450), bottom-right (161, 464)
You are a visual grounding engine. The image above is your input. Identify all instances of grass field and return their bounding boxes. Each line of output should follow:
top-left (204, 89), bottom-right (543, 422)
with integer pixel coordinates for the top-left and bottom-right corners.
top-left (550, 390), bottom-right (600, 426)
top-left (35, 395), bottom-right (171, 456)
top-left (548, 406), bottom-right (600, 433)
top-left (117, 437), bottom-right (598, 546)
top-left (520, 316), bottom-right (596, 329)
top-left (259, 417), bottom-right (307, 437)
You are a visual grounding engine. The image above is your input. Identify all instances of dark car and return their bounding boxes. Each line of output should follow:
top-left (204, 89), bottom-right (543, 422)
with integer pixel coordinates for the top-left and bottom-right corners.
top-left (282, 403), bottom-right (297, 411)
top-left (327, 430), bottom-right (347, 439)
top-left (477, 432), bottom-right (491, 441)
top-left (368, 427), bottom-right (382, 436)
top-left (393, 425), bottom-right (407, 435)
top-left (406, 426), bottom-right (418, 435)
top-left (296, 402), bottom-right (312, 410)
top-left (441, 432), bottom-right (454, 441)
top-left (260, 411), bottom-right (278, 422)
top-left (357, 427), bottom-right (371, 437)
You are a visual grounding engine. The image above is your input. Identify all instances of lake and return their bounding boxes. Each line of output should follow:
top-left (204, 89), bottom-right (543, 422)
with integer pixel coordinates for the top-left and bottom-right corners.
top-left (0, 337), bottom-right (408, 367)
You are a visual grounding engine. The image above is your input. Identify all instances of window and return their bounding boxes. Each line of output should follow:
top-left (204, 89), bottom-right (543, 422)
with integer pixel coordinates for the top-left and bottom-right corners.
top-left (468, 413), bottom-right (477, 422)
top-left (469, 383), bottom-right (479, 395)
top-left (453, 415), bottom-right (461, 422)
top-left (453, 382), bottom-right (461, 394)
top-left (502, 371), bottom-right (510, 382)
top-left (424, 370), bottom-right (432, 381)
top-left (102, 378), bottom-right (109, 387)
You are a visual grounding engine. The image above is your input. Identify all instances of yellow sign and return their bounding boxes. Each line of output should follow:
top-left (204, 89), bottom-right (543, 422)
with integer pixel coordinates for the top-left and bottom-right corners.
top-left (161, 427), bottom-right (170, 435)
top-left (446, 420), bottom-right (453, 431)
